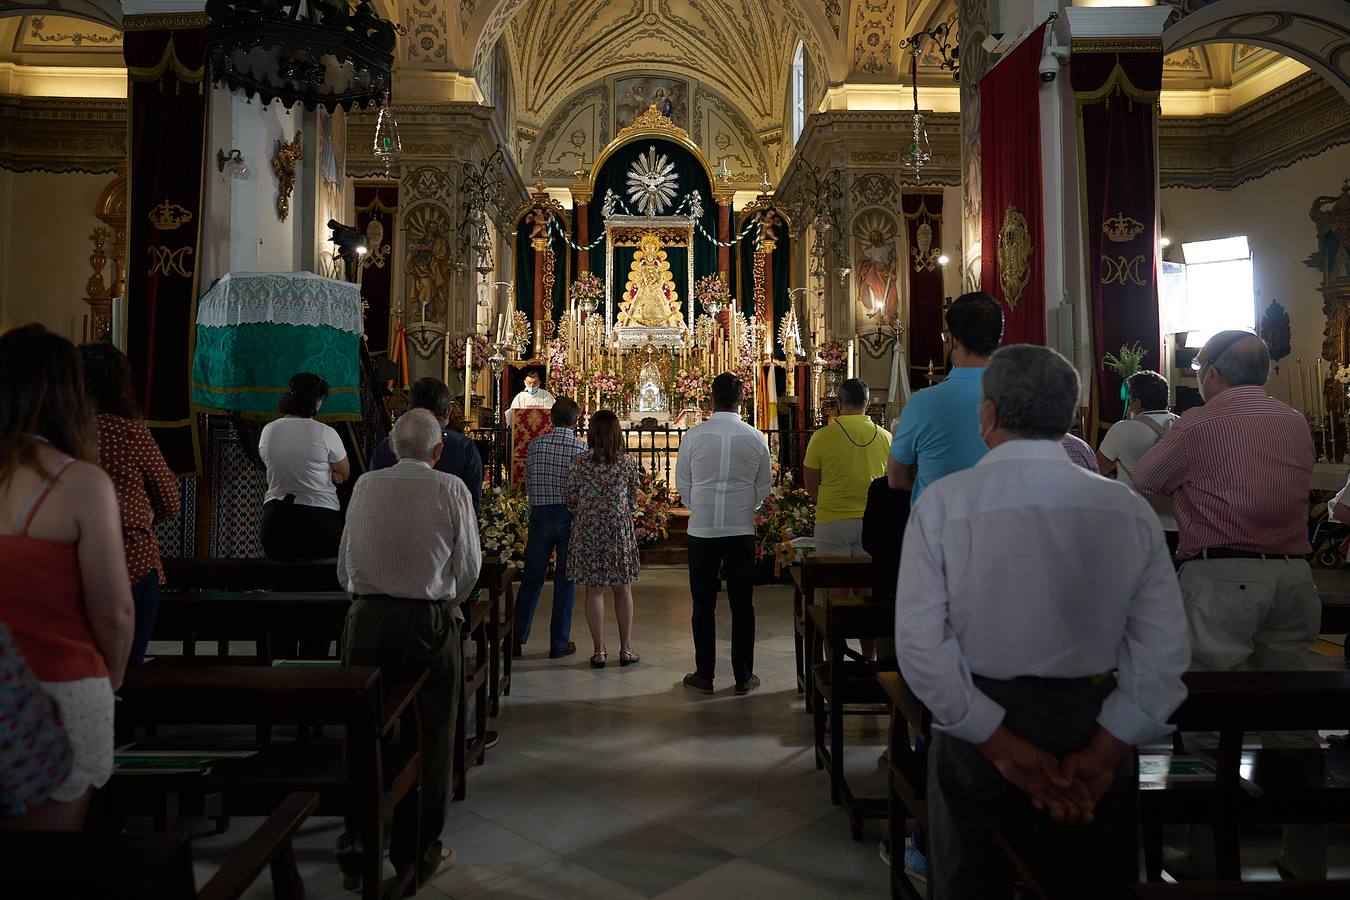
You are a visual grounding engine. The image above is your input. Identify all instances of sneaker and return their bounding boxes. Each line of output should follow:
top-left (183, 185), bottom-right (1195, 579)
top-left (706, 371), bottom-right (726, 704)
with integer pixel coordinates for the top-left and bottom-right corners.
top-left (548, 642), bottom-right (577, 659)
top-left (409, 846), bottom-right (456, 894)
top-left (878, 838), bottom-right (892, 868)
top-left (904, 843), bottom-right (928, 890)
top-left (484, 730), bottom-right (499, 750)
top-left (735, 674), bottom-right (761, 695)
top-left (683, 673), bottom-right (714, 694)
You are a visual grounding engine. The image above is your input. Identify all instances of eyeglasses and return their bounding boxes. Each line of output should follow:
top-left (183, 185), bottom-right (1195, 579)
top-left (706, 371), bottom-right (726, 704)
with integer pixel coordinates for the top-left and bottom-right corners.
top-left (1190, 331), bottom-right (1251, 373)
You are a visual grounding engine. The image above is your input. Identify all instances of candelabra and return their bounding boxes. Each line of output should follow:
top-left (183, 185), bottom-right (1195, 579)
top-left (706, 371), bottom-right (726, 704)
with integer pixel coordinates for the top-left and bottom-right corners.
top-left (810, 352), bottom-right (825, 427)
top-left (489, 343), bottom-right (507, 426)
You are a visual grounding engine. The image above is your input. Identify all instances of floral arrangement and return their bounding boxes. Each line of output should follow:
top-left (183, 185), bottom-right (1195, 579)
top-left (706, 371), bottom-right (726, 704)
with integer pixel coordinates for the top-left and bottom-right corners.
top-left (550, 361), bottom-right (580, 397)
top-left (694, 274), bottom-right (730, 312)
top-left (754, 480), bottom-right (815, 563)
top-left (478, 484), bottom-right (529, 565)
top-left (1102, 342), bottom-right (1148, 379)
top-left (817, 340), bottom-right (847, 374)
top-left (632, 467), bottom-right (676, 546)
top-left (1337, 364), bottom-right (1350, 387)
top-left (674, 367), bottom-right (711, 406)
top-left (447, 333), bottom-right (490, 372)
top-left (590, 368), bottom-right (626, 404)
top-left (570, 271), bottom-right (605, 311)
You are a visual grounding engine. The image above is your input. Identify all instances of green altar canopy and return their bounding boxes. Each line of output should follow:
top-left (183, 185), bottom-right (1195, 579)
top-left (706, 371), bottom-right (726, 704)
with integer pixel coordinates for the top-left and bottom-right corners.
top-left (191, 271), bottom-right (362, 420)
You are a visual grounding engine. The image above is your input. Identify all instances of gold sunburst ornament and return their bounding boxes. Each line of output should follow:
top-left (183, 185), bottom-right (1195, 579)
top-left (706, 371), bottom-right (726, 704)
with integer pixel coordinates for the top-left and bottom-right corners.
top-left (997, 204), bottom-right (1033, 310)
top-left (626, 146), bottom-right (679, 216)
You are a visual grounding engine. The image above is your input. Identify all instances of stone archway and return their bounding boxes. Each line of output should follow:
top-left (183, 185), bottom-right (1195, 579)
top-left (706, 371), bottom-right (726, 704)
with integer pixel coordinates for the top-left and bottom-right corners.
top-left (1163, 0), bottom-right (1350, 102)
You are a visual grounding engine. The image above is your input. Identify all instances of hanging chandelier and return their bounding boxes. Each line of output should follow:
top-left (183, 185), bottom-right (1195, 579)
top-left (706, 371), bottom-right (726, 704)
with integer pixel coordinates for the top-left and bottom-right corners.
top-left (206, 0), bottom-right (398, 112)
top-left (902, 46), bottom-right (932, 171)
top-left (372, 92), bottom-right (402, 174)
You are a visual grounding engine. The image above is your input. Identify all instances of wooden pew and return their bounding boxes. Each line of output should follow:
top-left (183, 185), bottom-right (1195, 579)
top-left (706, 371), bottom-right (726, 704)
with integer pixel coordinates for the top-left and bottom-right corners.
top-left (153, 590), bottom-right (349, 663)
top-left (107, 665), bottom-right (425, 900)
top-left (809, 596), bottom-right (895, 839)
top-left (789, 556), bottom-right (874, 707)
top-left (1141, 669), bottom-right (1350, 882)
top-left (1319, 592), bottom-right (1350, 635)
top-left (162, 557), bottom-right (341, 592)
top-left (0, 792), bottom-right (319, 900)
top-left (878, 669), bottom-right (931, 900)
top-left (455, 589), bottom-right (492, 801)
top-left (478, 555), bottom-right (519, 717)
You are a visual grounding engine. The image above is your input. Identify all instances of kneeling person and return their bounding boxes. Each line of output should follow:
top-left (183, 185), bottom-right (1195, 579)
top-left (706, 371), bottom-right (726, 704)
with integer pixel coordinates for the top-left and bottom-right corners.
top-left (335, 409), bottom-right (482, 891)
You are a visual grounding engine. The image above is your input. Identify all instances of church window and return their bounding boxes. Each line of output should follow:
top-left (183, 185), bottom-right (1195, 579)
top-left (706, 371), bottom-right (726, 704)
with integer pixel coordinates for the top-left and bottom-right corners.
top-left (792, 41), bottom-right (806, 146)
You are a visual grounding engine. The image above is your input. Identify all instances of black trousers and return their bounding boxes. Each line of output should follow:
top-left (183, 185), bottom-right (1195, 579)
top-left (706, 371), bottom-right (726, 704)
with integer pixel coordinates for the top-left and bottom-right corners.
top-left (687, 534), bottom-right (757, 684)
top-left (927, 674), bottom-right (1138, 900)
top-left (259, 497), bottom-right (343, 561)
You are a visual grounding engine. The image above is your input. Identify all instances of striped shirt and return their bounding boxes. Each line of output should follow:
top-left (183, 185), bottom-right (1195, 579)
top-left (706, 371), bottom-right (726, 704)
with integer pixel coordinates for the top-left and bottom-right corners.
top-left (525, 428), bottom-right (586, 506)
top-left (1060, 433), bottom-right (1099, 473)
top-left (1132, 385), bottom-right (1313, 561)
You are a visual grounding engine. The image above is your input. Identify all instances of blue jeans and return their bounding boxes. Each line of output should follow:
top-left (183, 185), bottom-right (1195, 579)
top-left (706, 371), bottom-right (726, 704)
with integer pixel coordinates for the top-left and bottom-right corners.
top-left (514, 504), bottom-right (575, 652)
top-left (129, 570), bottom-right (159, 666)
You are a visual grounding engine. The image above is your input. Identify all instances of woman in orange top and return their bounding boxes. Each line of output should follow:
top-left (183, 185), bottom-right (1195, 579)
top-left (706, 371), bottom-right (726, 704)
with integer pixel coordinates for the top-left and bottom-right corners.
top-left (81, 342), bottom-right (181, 666)
top-left (0, 325), bottom-right (134, 831)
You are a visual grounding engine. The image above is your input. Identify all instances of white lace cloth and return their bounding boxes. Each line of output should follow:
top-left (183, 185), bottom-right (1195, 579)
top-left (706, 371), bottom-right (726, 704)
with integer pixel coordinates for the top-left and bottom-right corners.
top-left (41, 676), bottom-right (114, 801)
top-left (196, 271), bottom-right (363, 334)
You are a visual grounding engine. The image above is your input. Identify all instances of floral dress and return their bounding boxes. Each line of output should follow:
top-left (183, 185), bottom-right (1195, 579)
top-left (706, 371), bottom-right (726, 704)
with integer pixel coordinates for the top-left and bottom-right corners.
top-left (564, 454), bottom-right (641, 586)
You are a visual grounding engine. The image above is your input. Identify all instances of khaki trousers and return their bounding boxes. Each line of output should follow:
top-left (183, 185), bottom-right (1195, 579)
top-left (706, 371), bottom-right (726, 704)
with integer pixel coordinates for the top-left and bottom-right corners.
top-left (1178, 557), bottom-right (1325, 880)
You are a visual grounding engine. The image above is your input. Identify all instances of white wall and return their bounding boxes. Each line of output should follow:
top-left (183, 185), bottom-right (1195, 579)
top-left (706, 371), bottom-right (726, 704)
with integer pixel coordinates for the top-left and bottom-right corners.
top-left (1161, 144), bottom-right (1350, 413)
top-left (0, 169), bottom-right (111, 340)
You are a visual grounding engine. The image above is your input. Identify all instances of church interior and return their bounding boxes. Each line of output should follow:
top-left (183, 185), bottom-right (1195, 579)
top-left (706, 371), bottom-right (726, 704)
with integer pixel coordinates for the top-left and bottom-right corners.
top-left (2, 0), bottom-right (1350, 897)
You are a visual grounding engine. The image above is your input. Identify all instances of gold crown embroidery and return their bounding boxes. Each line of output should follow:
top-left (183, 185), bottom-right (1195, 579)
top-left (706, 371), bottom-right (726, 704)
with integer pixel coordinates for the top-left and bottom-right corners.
top-left (1102, 212), bottom-right (1144, 243)
top-left (149, 200), bottom-right (193, 231)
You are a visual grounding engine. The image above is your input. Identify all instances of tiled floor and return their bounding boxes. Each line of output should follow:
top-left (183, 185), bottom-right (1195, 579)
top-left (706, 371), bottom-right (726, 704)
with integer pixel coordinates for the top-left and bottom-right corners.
top-left (184, 564), bottom-right (1350, 898)
top-left (188, 566), bottom-right (895, 898)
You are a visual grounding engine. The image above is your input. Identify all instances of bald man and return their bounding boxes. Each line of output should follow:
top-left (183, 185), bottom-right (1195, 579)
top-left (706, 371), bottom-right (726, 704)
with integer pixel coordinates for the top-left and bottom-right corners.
top-left (1134, 332), bottom-right (1323, 881)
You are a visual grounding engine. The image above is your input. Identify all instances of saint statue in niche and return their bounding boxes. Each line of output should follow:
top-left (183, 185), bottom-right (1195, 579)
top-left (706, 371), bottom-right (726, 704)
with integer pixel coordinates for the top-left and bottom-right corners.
top-left (636, 359), bottom-right (666, 413)
top-left (619, 231), bottom-right (683, 328)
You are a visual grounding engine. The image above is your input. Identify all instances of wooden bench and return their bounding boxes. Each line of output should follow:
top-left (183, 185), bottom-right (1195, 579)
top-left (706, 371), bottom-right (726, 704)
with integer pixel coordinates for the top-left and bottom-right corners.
top-left (162, 557), bottom-right (341, 592)
top-left (107, 665), bottom-right (425, 900)
top-left (809, 596), bottom-right (895, 840)
top-left (790, 556), bottom-right (873, 707)
top-left (478, 555), bottom-right (518, 718)
top-left (1319, 592), bottom-right (1350, 636)
top-left (1141, 669), bottom-right (1350, 882)
top-left (455, 589), bottom-right (492, 801)
top-left (0, 792), bottom-right (319, 900)
top-left (878, 669), bottom-right (931, 900)
top-left (153, 590), bottom-right (350, 663)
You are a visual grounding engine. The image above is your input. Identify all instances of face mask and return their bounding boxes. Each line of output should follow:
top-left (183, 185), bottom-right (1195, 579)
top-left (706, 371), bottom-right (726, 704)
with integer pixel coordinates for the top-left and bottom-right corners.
top-left (526, 385), bottom-right (538, 395)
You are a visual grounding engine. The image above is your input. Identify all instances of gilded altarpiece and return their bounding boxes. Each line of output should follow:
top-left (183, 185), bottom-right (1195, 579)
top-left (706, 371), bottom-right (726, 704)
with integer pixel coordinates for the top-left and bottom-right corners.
top-left (398, 164), bottom-right (457, 366)
top-left (1313, 180), bottom-right (1350, 437)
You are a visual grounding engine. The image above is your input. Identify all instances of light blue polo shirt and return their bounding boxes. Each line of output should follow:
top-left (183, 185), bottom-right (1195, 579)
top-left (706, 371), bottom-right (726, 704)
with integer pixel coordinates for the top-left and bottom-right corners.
top-left (890, 366), bottom-right (988, 505)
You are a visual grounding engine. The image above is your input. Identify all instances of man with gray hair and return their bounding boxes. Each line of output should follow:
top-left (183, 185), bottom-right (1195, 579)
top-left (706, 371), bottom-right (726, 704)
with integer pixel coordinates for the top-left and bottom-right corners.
top-left (1133, 331), bottom-right (1323, 880)
top-left (897, 344), bottom-right (1190, 899)
top-left (334, 408), bottom-right (481, 890)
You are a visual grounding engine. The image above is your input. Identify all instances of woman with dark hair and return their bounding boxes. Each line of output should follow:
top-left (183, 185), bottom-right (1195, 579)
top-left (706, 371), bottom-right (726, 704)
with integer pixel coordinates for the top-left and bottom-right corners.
top-left (0, 324), bottom-right (134, 830)
top-left (564, 410), bottom-right (641, 668)
top-left (80, 342), bottom-right (180, 666)
top-left (258, 372), bottom-right (350, 560)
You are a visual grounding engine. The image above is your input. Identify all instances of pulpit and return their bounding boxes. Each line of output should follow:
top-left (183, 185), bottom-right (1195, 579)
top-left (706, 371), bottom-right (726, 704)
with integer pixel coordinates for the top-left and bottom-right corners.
top-left (510, 408), bottom-right (554, 488)
top-left (191, 271), bottom-right (363, 420)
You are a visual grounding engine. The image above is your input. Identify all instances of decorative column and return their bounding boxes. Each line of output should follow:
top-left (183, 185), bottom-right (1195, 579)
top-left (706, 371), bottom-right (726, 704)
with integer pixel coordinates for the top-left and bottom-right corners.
top-left (123, 10), bottom-right (209, 474)
top-left (572, 168), bottom-right (592, 273)
top-left (714, 187), bottom-right (735, 278)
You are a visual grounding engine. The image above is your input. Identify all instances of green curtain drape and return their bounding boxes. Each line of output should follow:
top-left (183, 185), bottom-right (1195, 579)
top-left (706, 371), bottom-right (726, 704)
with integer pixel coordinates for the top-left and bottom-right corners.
top-left (587, 138), bottom-right (719, 317)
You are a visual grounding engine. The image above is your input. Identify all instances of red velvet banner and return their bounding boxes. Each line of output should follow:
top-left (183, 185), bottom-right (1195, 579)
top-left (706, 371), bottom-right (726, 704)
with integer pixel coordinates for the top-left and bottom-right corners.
top-left (903, 191), bottom-right (945, 387)
top-left (124, 22), bottom-right (208, 473)
top-left (980, 24), bottom-right (1046, 347)
top-left (1072, 51), bottom-right (1163, 437)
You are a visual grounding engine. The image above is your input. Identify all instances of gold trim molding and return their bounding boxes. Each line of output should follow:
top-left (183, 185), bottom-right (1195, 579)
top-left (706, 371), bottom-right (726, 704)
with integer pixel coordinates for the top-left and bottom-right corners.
top-left (1071, 38), bottom-right (1163, 54)
top-left (0, 96), bottom-right (126, 174)
top-left (123, 12), bottom-right (208, 31)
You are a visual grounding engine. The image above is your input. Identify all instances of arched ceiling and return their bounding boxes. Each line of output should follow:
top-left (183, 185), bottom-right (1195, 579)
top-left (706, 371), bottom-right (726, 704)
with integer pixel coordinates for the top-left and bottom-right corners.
top-left (0, 0), bottom-right (120, 29)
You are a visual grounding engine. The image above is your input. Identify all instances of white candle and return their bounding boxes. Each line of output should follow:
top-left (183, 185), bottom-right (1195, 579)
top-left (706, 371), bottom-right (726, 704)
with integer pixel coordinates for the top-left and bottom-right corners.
top-left (496, 313), bottom-right (505, 342)
top-left (464, 338), bottom-right (473, 417)
top-left (847, 341), bottom-right (855, 379)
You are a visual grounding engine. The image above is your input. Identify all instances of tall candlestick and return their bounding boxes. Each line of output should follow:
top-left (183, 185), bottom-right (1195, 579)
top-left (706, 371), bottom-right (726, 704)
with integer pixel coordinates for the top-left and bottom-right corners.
top-left (496, 313), bottom-right (505, 342)
top-left (1316, 358), bottom-right (1325, 418)
top-left (1298, 359), bottom-right (1306, 414)
top-left (464, 339), bottom-right (473, 421)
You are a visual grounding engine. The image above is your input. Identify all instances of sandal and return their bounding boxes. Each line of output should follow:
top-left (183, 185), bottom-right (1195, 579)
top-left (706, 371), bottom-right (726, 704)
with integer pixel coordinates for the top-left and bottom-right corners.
top-left (590, 650), bottom-right (607, 669)
top-left (619, 648), bottom-right (640, 667)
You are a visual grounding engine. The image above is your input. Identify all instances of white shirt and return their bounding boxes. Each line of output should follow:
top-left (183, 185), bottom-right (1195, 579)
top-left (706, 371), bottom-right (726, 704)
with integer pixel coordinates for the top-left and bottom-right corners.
top-left (506, 387), bottom-right (556, 425)
top-left (258, 417), bottom-right (347, 510)
top-left (676, 411), bottom-right (772, 538)
top-left (1099, 411), bottom-right (1179, 531)
top-left (896, 439), bottom-right (1190, 746)
top-left (336, 460), bottom-right (481, 611)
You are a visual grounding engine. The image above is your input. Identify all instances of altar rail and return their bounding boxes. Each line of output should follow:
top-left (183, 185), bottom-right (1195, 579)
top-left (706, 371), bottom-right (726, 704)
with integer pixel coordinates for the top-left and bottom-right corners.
top-left (466, 424), bottom-right (817, 492)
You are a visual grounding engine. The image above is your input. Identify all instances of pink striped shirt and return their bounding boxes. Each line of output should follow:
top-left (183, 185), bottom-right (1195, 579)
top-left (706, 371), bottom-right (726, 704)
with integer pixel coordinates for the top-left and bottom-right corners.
top-left (1132, 385), bottom-right (1313, 560)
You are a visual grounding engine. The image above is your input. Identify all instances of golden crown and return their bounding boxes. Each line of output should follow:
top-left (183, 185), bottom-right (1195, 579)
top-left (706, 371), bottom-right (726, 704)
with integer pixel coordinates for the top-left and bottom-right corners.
top-left (149, 200), bottom-right (193, 231)
top-left (1102, 212), bottom-right (1144, 243)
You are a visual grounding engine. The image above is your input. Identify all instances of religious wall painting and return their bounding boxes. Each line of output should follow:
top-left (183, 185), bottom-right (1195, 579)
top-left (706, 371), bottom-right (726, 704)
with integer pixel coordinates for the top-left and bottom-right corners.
top-left (616, 76), bottom-right (689, 131)
top-left (314, 107), bottom-right (347, 267)
top-left (853, 209), bottom-right (900, 321)
top-left (403, 203), bottom-right (452, 322)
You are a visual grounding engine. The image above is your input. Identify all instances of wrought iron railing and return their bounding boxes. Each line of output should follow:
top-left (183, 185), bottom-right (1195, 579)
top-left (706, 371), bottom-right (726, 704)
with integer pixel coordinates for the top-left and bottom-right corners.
top-left (466, 423), bottom-right (820, 493)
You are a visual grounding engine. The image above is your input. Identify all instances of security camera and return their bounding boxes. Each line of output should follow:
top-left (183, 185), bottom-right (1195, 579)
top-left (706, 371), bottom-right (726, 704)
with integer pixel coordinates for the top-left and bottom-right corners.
top-left (1039, 52), bottom-right (1059, 82)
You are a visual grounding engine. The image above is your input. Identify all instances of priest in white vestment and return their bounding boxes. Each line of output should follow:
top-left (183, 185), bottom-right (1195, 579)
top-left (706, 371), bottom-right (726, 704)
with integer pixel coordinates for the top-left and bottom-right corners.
top-left (506, 369), bottom-right (556, 425)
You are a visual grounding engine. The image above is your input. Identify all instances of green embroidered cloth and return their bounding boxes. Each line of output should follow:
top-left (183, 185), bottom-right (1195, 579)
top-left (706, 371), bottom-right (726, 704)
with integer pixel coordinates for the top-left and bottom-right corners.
top-left (191, 272), bottom-right (362, 420)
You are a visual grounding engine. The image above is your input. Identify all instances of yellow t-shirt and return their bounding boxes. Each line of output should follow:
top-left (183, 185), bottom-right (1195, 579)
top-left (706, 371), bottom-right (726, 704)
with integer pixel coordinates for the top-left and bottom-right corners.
top-left (804, 415), bottom-right (893, 524)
